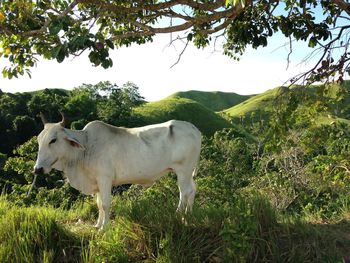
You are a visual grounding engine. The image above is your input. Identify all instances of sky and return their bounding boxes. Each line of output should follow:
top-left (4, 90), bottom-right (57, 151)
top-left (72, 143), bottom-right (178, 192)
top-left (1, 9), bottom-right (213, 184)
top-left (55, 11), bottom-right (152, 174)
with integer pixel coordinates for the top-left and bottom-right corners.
top-left (0, 33), bottom-right (315, 102)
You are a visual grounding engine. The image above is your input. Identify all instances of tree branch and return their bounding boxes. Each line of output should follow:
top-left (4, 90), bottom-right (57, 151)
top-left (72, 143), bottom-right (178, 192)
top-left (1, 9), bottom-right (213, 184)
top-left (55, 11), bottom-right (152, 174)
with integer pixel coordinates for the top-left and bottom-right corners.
top-left (289, 24), bottom-right (350, 85)
top-left (170, 39), bottom-right (189, 68)
top-left (110, 4), bottom-right (242, 41)
top-left (21, 0), bottom-right (79, 36)
top-left (331, 0), bottom-right (350, 16)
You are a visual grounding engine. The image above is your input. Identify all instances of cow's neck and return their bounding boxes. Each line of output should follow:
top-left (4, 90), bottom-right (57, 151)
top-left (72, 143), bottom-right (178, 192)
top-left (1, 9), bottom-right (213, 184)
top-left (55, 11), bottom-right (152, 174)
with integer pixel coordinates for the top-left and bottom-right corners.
top-left (58, 129), bottom-right (96, 194)
top-left (54, 129), bottom-right (87, 172)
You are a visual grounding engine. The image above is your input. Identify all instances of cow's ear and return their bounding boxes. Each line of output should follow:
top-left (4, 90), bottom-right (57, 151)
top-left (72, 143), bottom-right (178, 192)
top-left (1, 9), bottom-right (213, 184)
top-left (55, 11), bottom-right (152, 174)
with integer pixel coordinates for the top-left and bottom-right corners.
top-left (64, 137), bottom-right (85, 150)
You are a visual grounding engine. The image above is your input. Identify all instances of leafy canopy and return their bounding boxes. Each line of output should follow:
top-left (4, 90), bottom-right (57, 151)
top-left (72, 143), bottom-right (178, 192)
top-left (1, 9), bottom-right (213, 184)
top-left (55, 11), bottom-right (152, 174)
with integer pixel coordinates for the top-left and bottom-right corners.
top-left (0, 0), bottom-right (349, 83)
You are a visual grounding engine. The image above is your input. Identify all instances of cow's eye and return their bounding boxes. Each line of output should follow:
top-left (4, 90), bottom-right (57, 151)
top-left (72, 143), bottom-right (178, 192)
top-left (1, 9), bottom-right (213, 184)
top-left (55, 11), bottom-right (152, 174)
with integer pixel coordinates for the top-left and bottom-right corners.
top-left (49, 138), bottom-right (57, 145)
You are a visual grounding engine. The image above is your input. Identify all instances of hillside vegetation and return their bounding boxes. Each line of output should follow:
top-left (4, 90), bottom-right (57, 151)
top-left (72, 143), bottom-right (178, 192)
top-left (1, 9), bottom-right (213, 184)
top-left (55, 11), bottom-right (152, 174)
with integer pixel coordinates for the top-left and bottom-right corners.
top-left (1, 81), bottom-right (350, 261)
top-left (223, 87), bottom-right (277, 118)
top-left (224, 82), bottom-right (350, 127)
top-left (168, 90), bottom-right (251, 112)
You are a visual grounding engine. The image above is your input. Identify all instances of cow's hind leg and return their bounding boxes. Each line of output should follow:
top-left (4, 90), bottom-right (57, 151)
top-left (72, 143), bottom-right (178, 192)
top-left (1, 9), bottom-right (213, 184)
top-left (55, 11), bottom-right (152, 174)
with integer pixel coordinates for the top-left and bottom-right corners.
top-left (174, 167), bottom-right (196, 214)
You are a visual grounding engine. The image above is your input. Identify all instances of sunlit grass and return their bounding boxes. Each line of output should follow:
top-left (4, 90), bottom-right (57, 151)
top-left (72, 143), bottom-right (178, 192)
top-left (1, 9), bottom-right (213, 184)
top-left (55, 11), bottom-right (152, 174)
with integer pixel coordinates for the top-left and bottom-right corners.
top-left (167, 90), bottom-right (252, 112)
top-left (0, 189), bottom-right (348, 262)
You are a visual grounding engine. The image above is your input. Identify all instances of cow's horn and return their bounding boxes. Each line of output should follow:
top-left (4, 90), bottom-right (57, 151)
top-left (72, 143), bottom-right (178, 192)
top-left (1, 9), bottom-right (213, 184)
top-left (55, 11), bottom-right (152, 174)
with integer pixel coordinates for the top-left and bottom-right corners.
top-left (59, 111), bottom-right (66, 127)
top-left (39, 112), bottom-right (48, 124)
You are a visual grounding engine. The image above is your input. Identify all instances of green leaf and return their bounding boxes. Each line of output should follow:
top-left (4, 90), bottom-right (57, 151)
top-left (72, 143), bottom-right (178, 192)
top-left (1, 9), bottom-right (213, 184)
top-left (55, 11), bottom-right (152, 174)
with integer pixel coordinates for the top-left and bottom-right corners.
top-left (51, 46), bottom-right (61, 59)
top-left (56, 46), bottom-right (66, 63)
top-left (105, 39), bottom-right (114, 49)
top-left (227, 0), bottom-right (246, 7)
top-left (308, 37), bottom-right (317, 48)
top-left (49, 20), bottom-right (62, 35)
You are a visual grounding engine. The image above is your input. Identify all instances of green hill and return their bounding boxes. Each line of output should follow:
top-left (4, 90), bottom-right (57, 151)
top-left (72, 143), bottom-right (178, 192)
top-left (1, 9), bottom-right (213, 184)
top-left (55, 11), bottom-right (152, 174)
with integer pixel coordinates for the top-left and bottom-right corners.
top-left (223, 87), bottom-right (278, 118)
top-left (168, 90), bottom-right (252, 112)
top-left (223, 82), bottom-right (350, 126)
top-left (134, 97), bottom-right (232, 136)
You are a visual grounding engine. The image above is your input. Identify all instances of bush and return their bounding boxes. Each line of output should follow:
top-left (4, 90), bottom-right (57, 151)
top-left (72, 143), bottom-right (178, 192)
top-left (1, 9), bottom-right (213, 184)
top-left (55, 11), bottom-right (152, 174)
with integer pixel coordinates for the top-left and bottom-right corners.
top-left (255, 124), bottom-right (350, 218)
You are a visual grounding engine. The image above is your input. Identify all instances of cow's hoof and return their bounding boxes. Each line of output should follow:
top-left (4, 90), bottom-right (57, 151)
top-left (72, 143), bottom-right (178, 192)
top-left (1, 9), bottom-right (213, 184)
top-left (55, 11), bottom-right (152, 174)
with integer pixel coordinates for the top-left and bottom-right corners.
top-left (94, 223), bottom-right (102, 229)
top-left (181, 216), bottom-right (189, 226)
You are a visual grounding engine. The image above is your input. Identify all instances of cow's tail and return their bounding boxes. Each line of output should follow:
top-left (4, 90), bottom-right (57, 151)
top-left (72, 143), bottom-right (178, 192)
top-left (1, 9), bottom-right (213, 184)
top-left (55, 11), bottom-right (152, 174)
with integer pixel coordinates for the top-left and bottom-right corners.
top-left (192, 135), bottom-right (201, 178)
top-left (192, 152), bottom-right (201, 178)
top-left (192, 166), bottom-right (199, 178)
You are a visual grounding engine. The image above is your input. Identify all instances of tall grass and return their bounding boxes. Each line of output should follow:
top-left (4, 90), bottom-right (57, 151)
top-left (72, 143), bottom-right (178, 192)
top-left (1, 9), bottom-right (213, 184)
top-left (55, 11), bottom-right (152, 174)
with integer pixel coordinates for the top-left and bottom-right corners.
top-left (0, 189), bottom-right (347, 262)
top-left (0, 198), bottom-right (82, 263)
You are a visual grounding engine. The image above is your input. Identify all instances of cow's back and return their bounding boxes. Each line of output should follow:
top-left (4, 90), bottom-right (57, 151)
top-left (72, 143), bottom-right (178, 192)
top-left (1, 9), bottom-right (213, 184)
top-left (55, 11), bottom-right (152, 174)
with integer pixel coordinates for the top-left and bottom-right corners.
top-left (83, 120), bottom-right (201, 145)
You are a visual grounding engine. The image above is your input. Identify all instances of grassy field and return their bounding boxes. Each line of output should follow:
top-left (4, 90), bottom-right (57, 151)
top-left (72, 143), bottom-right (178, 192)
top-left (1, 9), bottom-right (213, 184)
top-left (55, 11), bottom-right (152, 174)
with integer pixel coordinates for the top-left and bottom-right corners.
top-left (223, 87), bottom-right (278, 117)
top-left (1, 177), bottom-right (350, 263)
top-left (168, 90), bottom-right (252, 112)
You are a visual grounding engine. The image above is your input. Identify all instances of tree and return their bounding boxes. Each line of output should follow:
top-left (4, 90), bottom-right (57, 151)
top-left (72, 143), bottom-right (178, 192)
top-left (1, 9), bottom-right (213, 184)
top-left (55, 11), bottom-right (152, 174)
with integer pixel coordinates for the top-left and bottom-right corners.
top-left (0, 1), bottom-right (349, 84)
top-left (64, 85), bottom-right (98, 127)
top-left (27, 88), bottom-right (68, 121)
top-left (12, 115), bottom-right (37, 143)
top-left (64, 81), bottom-right (145, 127)
top-left (0, 92), bottom-right (33, 154)
top-left (94, 81), bottom-right (145, 126)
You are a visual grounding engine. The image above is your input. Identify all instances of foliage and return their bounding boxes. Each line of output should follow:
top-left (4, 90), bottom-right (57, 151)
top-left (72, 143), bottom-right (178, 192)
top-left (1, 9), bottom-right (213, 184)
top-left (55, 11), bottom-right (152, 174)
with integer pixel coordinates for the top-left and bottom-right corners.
top-left (66, 81), bottom-right (146, 127)
top-left (0, 91), bottom-right (38, 153)
top-left (95, 81), bottom-right (145, 126)
top-left (253, 115), bottom-right (350, 219)
top-left (0, 1), bottom-right (349, 84)
top-left (197, 129), bottom-right (254, 206)
top-left (226, 82), bottom-right (350, 137)
top-left (0, 81), bottom-right (147, 155)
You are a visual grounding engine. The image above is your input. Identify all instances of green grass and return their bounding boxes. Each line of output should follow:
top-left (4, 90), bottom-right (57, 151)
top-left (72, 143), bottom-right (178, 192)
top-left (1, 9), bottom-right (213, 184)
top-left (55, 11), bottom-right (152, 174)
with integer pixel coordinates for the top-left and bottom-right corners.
top-left (134, 97), bottom-right (232, 136)
top-left (0, 187), bottom-right (349, 263)
top-left (223, 87), bottom-right (279, 118)
top-left (0, 198), bottom-right (82, 263)
top-left (168, 90), bottom-right (252, 112)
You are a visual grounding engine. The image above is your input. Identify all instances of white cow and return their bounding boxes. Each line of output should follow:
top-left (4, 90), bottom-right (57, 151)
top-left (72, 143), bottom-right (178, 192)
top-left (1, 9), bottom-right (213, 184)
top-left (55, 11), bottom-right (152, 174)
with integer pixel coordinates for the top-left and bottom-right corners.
top-left (34, 113), bottom-right (201, 229)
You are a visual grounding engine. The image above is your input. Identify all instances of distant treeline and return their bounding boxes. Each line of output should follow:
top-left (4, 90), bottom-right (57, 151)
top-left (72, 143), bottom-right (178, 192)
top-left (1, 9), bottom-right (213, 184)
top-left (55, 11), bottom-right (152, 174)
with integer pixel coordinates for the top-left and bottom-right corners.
top-left (0, 81), bottom-right (146, 156)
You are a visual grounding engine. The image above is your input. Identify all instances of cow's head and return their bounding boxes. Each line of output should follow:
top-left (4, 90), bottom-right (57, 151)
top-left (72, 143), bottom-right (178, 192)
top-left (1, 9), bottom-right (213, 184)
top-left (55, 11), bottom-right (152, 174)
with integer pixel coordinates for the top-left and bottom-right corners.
top-left (33, 112), bottom-right (84, 175)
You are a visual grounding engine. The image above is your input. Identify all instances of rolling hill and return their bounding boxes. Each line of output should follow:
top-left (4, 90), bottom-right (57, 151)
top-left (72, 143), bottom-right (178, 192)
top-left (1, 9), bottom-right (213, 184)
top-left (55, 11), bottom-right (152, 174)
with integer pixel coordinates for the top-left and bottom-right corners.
top-left (133, 97), bottom-right (232, 136)
top-left (167, 90), bottom-right (252, 112)
top-left (223, 87), bottom-right (278, 118)
top-left (223, 82), bottom-right (350, 126)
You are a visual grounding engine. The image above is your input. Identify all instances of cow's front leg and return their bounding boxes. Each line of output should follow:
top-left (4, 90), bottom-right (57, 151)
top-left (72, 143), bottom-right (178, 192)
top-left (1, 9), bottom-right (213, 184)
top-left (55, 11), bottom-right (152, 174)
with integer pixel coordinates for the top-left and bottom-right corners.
top-left (95, 178), bottom-right (112, 230)
top-left (94, 192), bottom-right (103, 229)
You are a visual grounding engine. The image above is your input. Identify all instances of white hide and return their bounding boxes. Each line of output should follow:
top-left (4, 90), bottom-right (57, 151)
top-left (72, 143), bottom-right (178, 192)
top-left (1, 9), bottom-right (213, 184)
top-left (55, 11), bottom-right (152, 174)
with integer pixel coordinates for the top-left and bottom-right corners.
top-left (34, 120), bottom-right (201, 229)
